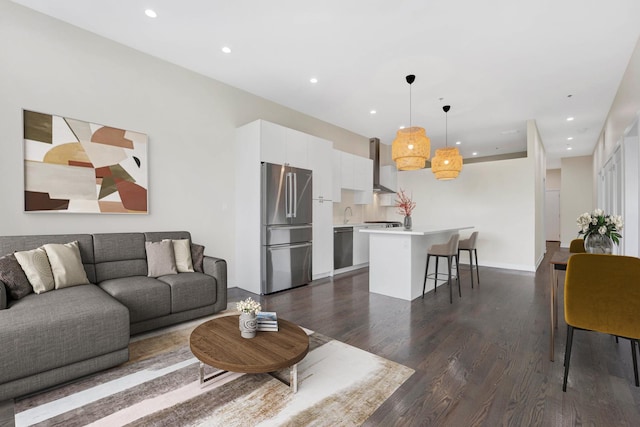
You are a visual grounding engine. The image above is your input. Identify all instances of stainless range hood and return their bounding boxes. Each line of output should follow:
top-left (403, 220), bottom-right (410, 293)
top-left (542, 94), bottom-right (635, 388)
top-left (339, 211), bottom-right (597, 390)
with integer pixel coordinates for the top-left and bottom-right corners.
top-left (369, 137), bottom-right (397, 193)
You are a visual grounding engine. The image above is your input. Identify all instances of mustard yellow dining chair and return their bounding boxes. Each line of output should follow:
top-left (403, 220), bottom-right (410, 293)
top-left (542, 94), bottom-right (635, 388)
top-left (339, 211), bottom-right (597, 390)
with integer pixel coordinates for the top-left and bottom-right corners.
top-left (563, 253), bottom-right (640, 392)
top-left (569, 238), bottom-right (586, 253)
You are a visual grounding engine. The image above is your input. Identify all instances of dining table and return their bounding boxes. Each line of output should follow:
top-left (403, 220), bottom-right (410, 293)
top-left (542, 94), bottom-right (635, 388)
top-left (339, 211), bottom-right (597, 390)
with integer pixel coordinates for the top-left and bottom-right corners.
top-left (549, 249), bottom-right (572, 361)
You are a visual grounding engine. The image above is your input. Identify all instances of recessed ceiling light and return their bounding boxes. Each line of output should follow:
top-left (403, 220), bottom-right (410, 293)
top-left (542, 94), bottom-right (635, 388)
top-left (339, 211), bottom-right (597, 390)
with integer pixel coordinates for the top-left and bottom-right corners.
top-left (144, 9), bottom-right (157, 18)
top-left (567, 137), bottom-right (573, 140)
top-left (567, 147), bottom-right (573, 150)
top-left (455, 141), bottom-right (461, 145)
top-left (221, 46), bottom-right (231, 54)
top-left (370, 110), bottom-right (376, 115)
top-left (567, 117), bottom-right (574, 121)
top-left (472, 152), bottom-right (478, 156)
top-left (309, 77), bottom-right (318, 84)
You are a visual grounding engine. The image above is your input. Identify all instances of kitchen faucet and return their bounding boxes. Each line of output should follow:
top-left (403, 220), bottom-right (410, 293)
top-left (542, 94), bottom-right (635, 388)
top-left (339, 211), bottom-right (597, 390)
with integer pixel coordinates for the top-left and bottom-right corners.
top-left (344, 206), bottom-right (353, 224)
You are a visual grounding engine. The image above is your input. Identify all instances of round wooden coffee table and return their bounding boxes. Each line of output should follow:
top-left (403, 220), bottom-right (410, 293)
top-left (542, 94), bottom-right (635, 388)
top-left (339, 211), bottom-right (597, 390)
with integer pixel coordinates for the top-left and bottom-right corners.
top-left (190, 314), bottom-right (309, 392)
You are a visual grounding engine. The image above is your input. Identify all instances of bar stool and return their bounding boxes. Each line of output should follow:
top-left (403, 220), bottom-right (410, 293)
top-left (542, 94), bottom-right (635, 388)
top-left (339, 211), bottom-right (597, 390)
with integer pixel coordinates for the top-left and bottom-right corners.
top-left (423, 234), bottom-right (460, 304)
top-left (458, 231), bottom-right (480, 288)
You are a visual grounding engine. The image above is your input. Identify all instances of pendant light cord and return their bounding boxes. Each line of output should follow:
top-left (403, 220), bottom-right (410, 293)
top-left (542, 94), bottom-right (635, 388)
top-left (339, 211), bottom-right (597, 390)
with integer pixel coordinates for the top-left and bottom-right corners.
top-left (409, 83), bottom-right (412, 130)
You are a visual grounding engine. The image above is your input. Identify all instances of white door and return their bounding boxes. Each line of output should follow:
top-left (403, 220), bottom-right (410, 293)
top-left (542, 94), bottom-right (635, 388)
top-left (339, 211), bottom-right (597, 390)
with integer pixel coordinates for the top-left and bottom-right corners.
top-left (545, 190), bottom-right (560, 241)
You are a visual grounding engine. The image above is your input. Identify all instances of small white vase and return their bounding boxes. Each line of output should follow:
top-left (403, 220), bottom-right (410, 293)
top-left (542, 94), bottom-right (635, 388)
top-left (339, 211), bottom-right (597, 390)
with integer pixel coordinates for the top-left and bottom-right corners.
top-left (239, 312), bottom-right (257, 338)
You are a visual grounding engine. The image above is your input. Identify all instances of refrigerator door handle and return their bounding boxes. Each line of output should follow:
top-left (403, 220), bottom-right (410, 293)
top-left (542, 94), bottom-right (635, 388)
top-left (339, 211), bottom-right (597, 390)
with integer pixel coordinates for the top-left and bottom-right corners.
top-left (269, 242), bottom-right (312, 250)
top-left (293, 172), bottom-right (298, 218)
top-left (285, 172), bottom-right (292, 218)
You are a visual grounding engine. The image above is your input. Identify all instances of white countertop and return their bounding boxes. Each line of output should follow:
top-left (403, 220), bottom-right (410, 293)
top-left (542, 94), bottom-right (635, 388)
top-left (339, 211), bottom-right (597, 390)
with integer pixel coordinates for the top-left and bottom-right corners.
top-left (333, 223), bottom-right (395, 228)
top-left (360, 226), bottom-right (474, 236)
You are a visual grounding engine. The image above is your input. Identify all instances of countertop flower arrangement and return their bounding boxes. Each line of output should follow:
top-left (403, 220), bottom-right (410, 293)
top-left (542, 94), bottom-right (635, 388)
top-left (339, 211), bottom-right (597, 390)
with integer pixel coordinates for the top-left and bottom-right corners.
top-left (395, 189), bottom-right (416, 217)
top-left (236, 297), bottom-right (261, 315)
top-left (576, 209), bottom-right (623, 244)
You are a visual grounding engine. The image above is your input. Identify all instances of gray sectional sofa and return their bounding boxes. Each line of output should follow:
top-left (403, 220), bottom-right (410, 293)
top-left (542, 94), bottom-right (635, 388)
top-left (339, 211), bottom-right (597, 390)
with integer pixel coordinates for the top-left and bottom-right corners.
top-left (0, 231), bottom-right (227, 401)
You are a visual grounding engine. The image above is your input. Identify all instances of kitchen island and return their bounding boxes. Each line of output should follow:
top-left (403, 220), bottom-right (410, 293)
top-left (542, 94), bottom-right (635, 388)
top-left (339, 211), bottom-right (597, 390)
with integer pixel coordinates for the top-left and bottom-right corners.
top-left (360, 226), bottom-right (474, 301)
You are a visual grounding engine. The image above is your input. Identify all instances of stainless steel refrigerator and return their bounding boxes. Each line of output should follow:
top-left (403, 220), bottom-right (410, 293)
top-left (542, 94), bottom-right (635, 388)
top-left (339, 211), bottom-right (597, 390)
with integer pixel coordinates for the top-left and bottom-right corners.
top-left (261, 162), bottom-right (313, 294)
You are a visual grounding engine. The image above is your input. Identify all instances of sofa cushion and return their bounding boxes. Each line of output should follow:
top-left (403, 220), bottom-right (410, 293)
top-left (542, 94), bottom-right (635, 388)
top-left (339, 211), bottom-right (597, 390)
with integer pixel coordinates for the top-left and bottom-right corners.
top-left (14, 247), bottom-right (55, 294)
top-left (145, 241), bottom-right (177, 278)
top-left (43, 241), bottom-right (90, 289)
top-left (0, 285), bottom-right (129, 386)
top-left (93, 233), bottom-right (147, 282)
top-left (157, 272), bottom-right (217, 313)
top-left (0, 254), bottom-right (32, 300)
top-left (99, 276), bottom-right (171, 323)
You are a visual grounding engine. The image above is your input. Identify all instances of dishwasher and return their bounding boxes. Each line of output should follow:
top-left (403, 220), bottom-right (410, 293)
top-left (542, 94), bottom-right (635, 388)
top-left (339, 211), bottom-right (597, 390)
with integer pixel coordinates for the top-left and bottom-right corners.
top-left (333, 227), bottom-right (353, 270)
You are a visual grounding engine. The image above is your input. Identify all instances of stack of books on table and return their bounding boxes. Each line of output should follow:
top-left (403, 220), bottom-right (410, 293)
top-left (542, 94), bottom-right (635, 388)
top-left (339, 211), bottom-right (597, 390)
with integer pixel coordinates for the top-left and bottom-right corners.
top-left (256, 311), bottom-right (278, 331)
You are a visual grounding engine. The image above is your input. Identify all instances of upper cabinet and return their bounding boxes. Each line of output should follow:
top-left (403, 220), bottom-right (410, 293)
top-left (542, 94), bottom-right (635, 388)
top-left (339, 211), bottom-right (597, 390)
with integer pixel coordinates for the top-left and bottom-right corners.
top-left (332, 150), bottom-right (373, 204)
top-left (260, 121), bottom-right (309, 169)
top-left (308, 136), bottom-right (333, 201)
top-left (332, 150), bottom-right (342, 202)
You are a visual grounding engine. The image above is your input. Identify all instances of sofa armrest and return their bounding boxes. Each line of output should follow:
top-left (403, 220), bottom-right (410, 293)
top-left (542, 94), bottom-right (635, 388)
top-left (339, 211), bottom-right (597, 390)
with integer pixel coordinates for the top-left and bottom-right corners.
top-left (0, 280), bottom-right (7, 310)
top-left (203, 256), bottom-right (227, 312)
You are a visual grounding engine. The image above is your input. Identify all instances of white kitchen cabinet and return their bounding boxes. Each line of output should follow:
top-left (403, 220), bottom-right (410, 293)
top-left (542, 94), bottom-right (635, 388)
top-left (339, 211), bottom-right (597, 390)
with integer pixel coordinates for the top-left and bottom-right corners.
top-left (331, 150), bottom-right (373, 204)
top-left (353, 156), bottom-right (373, 191)
top-left (380, 193), bottom-right (398, 206)
top-left (285, 128), bottom-right (310, 169)
top-left (353, 156), bottom-right (373, 204)
top-left (332, 150), bottom-right (342, 202)
top-left (312, 198), bottom-right (333, 278)
top-left (352, 225), bottom-right (369, 266)
top-left (259, 121), bottom-right (309, 169)
top-left (309, 136), bottom-right (333, 201)
top-left (340, 152), bottom-right (355, 189)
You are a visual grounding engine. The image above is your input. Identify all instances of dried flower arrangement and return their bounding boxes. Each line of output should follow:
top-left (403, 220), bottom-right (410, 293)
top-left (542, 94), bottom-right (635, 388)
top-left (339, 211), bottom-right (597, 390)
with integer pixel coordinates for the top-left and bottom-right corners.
top-left (395, 188), bottom-right (416, 217)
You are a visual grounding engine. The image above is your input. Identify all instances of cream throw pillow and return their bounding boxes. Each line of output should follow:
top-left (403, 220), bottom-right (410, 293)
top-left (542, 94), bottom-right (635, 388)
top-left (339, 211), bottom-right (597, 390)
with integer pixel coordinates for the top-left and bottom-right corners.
top-left (43, 241), bottom-right (90, 289)
top-left (14, 247), bottom-right (55, 294)
top-left (165, 239), bottom-right (194, 273)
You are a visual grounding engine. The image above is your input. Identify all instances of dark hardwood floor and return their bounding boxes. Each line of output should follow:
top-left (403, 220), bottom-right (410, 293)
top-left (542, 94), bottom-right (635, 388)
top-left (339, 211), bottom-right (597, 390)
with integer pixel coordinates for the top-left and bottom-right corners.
top-left (229, 242), bottom-right (640, 426)
top-left (3, 242), bottom-right (639, 426)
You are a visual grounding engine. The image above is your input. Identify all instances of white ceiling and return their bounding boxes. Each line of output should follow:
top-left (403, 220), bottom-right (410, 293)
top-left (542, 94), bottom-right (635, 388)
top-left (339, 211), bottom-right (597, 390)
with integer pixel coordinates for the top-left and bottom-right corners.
top-left (12, 0), bottom-right (640, 168)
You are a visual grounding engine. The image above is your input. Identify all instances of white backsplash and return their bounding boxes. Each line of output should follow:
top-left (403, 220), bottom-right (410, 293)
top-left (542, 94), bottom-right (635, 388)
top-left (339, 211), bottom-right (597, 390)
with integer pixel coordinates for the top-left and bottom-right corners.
top-left (332, 190), bottom-right (391, 225)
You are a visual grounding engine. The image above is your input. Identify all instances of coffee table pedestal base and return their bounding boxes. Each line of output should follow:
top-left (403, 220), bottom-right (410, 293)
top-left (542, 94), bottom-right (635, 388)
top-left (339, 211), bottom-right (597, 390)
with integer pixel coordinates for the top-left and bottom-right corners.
top-left (199, 362), bottom-right (300, 393)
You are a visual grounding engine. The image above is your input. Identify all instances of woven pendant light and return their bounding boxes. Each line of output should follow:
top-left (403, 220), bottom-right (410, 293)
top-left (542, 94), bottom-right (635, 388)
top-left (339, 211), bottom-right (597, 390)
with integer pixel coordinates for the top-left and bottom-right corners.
top-left (432, 105), bottom-right (463, 180)
top-left (392, 75), bottom-right (430, 171)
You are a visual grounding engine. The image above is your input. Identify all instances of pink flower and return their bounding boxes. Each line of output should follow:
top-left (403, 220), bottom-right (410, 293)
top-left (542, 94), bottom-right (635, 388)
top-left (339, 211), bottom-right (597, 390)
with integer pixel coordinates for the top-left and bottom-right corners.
top-left (395, 189), bottom-right (416, 217)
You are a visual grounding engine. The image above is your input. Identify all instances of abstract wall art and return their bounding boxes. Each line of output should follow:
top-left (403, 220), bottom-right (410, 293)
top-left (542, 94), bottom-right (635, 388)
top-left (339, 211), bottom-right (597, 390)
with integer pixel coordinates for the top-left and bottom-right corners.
top-left (23, 110), bottom-right (148, 214)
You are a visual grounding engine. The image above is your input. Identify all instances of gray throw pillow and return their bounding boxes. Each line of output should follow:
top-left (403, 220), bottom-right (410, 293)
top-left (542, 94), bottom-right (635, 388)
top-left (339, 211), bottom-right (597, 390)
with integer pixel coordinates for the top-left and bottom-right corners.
top-left (145, 240), bottom-right (178, 278)
top-left (190, 243), bottom-right (205, 273)
top-left (0, 253), bottom-right (33, 300)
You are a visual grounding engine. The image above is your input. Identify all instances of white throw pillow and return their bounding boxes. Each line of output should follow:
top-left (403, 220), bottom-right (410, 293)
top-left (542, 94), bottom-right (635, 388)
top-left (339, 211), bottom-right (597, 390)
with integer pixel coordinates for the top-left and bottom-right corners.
top-left (146, 240), bottom-right (178, 277)
top-left (165, 239), bottom-right (194, 273)
top-left (43, 241), bottom-right (90, 289)
top-left (14, 247), bottom-right (55, 294)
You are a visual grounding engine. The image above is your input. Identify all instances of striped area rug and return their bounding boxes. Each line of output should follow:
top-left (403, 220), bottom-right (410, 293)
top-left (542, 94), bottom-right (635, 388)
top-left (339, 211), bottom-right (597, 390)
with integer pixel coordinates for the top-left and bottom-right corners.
top-left (14, 312), bottom-right (414, 426)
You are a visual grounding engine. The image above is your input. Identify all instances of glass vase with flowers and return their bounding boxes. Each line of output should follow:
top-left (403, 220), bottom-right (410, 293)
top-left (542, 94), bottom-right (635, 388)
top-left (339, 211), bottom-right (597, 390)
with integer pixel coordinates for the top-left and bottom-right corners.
top-left (576, 209), bottom-right (623, 254)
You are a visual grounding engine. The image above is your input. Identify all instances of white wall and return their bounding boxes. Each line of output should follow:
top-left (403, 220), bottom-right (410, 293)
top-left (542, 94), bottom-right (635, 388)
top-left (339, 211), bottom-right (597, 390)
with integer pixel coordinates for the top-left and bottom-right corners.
top-left (0, 1), bottom-right (369, 286)
top-left (395, 156), bottom-right (537, 271)
top-left (546, 169), bottom-right (561, 190)
top-left (560, 156), bottom-right (594, 247)
top-left (592, 36), bottom-right (640, 256)
top-left (529, 120), bottom-right (547, 268)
